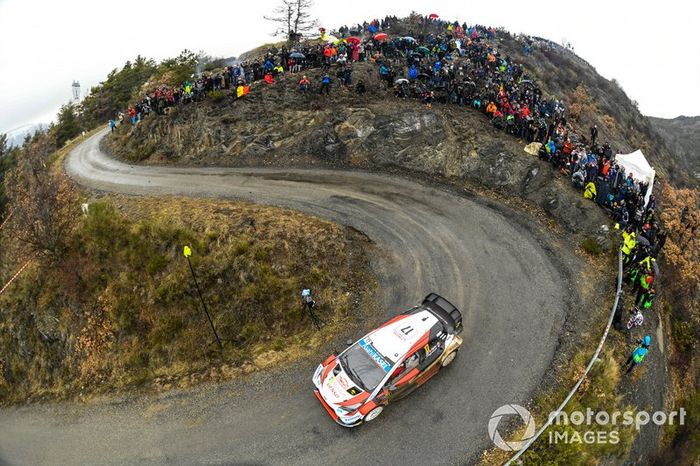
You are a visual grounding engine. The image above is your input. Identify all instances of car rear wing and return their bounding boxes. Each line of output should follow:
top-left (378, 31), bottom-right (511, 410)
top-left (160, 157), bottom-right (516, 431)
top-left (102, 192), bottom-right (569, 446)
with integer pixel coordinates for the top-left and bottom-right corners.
top-left (422, 293), bottom-right (463, 334)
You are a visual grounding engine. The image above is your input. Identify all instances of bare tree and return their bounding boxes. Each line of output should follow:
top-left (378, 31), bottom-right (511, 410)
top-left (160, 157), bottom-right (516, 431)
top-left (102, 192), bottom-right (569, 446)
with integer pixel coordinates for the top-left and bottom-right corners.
top-left (6, 137), bottom-right (78, 261)
top-left (265, 0), bottom-right (318, 43)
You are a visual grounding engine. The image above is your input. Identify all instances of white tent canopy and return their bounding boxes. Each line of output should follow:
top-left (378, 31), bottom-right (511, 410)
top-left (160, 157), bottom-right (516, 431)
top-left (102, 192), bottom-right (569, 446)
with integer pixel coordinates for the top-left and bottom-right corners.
top-left (615, 149), bottom-right (655, 206)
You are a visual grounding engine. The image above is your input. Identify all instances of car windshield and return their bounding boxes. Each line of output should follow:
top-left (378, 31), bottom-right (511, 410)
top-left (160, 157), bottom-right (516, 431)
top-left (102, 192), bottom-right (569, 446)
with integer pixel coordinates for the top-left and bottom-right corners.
top-left (340, 338), bottom-right (394, 391)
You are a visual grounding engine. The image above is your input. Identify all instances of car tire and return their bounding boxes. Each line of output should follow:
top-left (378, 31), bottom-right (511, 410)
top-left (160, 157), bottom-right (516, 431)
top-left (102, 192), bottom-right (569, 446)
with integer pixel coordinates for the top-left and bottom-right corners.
top-left (441, 351), bottom-right (457, 367)
top-left (364, 406), bottom-right (384, 422)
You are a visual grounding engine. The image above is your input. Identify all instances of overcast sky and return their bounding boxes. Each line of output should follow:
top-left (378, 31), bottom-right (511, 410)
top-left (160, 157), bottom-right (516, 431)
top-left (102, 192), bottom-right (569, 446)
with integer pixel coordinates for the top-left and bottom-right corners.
top-left (0, 0), bottom-right (698, 134)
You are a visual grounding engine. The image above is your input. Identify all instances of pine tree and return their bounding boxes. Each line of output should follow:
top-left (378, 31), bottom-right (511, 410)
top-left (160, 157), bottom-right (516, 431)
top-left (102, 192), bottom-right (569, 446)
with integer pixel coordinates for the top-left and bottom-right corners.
top-left (54, 104), bottom-right (81, 148)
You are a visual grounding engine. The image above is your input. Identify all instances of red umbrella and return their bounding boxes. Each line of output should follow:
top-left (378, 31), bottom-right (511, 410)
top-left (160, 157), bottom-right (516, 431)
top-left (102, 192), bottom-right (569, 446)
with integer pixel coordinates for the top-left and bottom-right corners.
top-left (429, 13), bottom-right (439, 19)
top-left (374, 32), bottom-right (388, 41)
top-left (346, 36), bottom-right (361, 45)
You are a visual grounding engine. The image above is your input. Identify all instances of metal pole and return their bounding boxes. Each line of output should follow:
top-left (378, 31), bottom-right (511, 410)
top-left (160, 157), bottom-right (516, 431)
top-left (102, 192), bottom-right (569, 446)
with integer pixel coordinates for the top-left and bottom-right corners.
top-left (184, 250), bottom-right (223, 352)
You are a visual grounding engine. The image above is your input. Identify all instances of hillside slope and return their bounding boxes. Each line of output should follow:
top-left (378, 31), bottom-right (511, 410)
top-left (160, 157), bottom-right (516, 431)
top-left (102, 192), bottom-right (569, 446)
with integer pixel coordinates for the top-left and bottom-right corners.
top-left (649, 115), bottom-right (700, 180)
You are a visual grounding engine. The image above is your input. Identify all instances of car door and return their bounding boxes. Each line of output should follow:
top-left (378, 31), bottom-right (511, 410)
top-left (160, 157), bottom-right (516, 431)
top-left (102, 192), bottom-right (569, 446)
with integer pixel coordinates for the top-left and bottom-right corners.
top-left (385, 351), bottom-right (422, 401)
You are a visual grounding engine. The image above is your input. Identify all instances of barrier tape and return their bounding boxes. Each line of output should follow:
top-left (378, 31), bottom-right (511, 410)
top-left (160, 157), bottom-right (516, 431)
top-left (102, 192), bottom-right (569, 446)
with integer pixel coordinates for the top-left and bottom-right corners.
top-left (0, 257), bottom-right (34, 297)
top-left (505, 248), bottom-right (624, 465)
top-left (0, 209), bottom-right (13, 231)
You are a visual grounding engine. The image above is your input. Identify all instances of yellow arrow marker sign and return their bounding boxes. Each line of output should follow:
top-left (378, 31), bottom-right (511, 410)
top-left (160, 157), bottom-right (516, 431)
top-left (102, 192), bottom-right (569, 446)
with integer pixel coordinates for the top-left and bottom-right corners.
top-left (183, 245), bottom-right (192, 258)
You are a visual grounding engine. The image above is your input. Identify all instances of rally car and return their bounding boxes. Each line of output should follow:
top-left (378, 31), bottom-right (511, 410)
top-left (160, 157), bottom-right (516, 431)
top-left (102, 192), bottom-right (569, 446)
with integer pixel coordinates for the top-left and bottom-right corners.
top-left (312, 293), bottom-right (463, 426)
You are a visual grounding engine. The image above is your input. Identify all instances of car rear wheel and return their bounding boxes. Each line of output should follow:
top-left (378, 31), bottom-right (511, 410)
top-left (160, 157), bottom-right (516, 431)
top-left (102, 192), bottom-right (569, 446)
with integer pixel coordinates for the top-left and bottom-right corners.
top-left (441, 351), bottom-right (457, 367)
top-left (364, 406), bottom-right (384, 422)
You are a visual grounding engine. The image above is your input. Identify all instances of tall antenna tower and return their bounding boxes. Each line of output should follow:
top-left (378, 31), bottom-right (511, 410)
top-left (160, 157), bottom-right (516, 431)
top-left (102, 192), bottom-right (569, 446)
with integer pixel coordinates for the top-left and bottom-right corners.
top-left (72, 80), bottom-right (81, 102)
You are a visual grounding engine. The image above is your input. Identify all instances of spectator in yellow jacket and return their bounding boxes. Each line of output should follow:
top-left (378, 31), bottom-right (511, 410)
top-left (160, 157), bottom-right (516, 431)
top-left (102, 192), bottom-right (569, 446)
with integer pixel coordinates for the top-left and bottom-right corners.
top-left (583, 181), bottom-right (597, 200)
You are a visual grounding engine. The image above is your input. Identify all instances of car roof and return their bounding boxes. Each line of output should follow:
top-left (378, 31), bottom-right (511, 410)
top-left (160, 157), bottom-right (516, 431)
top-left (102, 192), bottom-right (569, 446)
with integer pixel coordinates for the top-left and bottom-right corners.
top-left (368, 310), bottom-right (440, 361)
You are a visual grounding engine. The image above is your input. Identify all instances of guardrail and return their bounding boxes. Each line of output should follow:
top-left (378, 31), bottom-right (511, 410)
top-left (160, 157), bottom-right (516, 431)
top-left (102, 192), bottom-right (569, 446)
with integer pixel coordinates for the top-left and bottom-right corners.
top-left (505, 247), bottom-right (624, 465)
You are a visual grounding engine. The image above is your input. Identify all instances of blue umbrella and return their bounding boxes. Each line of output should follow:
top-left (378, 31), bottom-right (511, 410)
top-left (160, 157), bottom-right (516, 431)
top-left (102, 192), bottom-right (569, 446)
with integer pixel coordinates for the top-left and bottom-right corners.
top-left (289, 52), bottom-right (305, 59)
top-left (402, 36), bottom-right (417, 42)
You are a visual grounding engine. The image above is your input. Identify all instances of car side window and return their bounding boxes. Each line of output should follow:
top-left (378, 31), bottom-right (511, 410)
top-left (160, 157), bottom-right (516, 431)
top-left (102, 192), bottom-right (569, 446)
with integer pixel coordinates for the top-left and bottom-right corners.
top-left (388, 352), bottom-right (420, 385)
top-left (389, 363), bottom-right (406, 382)
top-left (404, 352), bottom-right (420, 369)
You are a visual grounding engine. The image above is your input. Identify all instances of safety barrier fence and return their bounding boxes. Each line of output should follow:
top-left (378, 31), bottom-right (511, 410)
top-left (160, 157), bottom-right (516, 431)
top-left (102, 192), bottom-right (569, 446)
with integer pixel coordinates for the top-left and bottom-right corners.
top-left (0, 209), bottom-right (13, 232)
top-left (0, 256), bottom-right (35, 297)
top-left (505, 247), bottom-right (624, 465)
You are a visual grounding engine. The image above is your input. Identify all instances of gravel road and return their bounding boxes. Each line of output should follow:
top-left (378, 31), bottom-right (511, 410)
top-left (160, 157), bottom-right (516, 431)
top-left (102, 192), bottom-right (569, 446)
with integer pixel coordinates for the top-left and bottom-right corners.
top-left (0, 129), bottom-right (573, 465)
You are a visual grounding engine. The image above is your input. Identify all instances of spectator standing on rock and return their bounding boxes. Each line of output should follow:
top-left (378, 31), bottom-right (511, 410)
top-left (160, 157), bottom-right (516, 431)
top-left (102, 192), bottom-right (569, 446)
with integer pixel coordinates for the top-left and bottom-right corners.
top-left (572, 166), bottom-right (585, 189)
top-left (623, 335), bottom-right (651, 374)
top-left (298, 75), bottom-right (311, 93)
top-left (319, 74), bottom-right (331, 95)
top-left (590, 125), bottom-right (598, 145)
top-left (635, 269), bottom-right (654, 306)
top-left (342, 64), bottom-right (353, 86)
top-left (638, 287), bottom-right (655, 310)
top-left (583, 180), bottom-right (597, 200)
top-left (621, 227), bottom-right (637, 266)
top-left (108, 119), bottom-right (117, 132)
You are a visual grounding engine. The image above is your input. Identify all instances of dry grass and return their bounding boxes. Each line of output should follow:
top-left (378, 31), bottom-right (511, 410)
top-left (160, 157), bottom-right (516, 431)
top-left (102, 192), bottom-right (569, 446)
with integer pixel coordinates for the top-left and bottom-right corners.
top-left (0, 194), bottom-right (376, 403)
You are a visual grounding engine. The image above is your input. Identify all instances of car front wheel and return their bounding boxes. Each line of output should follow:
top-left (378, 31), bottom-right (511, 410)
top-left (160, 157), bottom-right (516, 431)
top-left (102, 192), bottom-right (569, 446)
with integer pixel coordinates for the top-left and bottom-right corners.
top-left (364, 406), bottom-right (384, 422)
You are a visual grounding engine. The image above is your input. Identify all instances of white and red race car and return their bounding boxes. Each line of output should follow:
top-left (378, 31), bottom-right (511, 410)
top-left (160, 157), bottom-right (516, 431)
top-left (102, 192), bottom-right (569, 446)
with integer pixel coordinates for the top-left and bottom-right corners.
top-left (312, 293), bottom-right (463, 426)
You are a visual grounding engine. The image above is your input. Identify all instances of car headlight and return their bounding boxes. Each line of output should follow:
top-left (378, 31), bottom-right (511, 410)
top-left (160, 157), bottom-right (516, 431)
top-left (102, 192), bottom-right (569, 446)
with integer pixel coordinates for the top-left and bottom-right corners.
top-left (336, 403), bottom-right (362, 414)
top-left (312, 364), bottom-right (324, 386)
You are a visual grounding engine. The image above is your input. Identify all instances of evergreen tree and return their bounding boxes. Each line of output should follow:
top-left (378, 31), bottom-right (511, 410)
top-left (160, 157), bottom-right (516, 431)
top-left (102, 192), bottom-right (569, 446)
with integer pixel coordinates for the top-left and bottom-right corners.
top-left (79, 55), bottom-right (157, 126)
top-left (54, 104), bottom-right (81, 148)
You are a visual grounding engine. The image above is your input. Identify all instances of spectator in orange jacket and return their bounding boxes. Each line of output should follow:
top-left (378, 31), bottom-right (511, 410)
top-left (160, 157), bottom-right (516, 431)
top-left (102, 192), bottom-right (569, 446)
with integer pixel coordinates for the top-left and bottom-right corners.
top-left (486, 101), bottom-right (497, 116)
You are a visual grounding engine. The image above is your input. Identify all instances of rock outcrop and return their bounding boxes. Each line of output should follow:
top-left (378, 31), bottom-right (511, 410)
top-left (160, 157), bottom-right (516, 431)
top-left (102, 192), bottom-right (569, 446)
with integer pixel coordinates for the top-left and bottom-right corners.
top-left (105, 62), bottom-right (611, 234)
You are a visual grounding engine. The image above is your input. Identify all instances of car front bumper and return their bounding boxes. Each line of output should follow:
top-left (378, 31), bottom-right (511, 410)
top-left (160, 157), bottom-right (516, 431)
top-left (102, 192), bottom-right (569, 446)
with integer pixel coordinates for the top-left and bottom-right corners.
top-left (313, 390), bottom-right (363, 427)
top-left (312, 362), bottom-right (363, 427)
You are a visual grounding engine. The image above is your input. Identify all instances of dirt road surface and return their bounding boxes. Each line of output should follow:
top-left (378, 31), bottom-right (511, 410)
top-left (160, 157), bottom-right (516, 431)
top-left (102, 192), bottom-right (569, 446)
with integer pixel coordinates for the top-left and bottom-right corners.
top-left (0, 129), bottom-right (573, 465)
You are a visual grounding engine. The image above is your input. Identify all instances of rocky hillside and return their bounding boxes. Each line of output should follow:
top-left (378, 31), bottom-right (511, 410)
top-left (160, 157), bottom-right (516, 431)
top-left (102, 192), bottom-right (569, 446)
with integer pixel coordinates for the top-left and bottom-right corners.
top-left (649, 115), bottom-right (700, 181)
top-left (106, 63), bottom-right (614, 235)
top-left (105, 21), bottom-right (696, 235)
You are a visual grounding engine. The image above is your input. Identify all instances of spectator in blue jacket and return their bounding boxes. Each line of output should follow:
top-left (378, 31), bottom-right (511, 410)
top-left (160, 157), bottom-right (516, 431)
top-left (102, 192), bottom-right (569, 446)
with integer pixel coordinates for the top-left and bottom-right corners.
top-left (623, 335), bottom-right (651, 374)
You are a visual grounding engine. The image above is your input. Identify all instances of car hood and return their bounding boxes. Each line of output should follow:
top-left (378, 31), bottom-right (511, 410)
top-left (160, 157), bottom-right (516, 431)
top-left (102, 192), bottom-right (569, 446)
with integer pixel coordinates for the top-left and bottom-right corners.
top-left (320, 360), bottom-right (367, 405)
